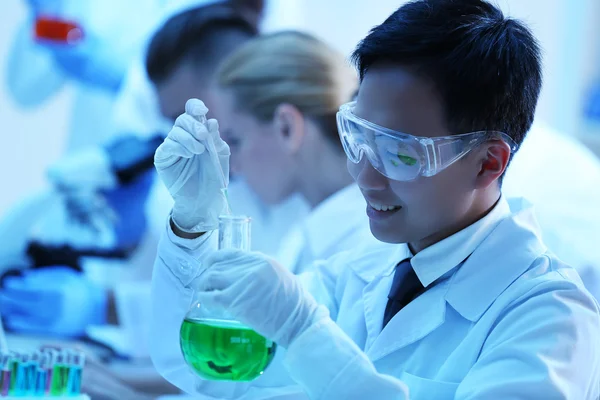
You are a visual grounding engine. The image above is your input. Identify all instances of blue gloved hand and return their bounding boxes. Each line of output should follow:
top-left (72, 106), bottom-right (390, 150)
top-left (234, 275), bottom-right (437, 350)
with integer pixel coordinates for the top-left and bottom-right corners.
top-left (0, 267), bottom-right (107, 338)
top-left (46, 39), bottom-right (125, 93)
top-left (584, 82), bottom-right (600, 121)
top-left (102, 170), bottom-right (155, 249)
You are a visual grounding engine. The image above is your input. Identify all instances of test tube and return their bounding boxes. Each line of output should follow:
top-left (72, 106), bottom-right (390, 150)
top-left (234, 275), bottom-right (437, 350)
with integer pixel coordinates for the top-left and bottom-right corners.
top-left (50, 350), bottom-right (70, 396)
top-left (67, 350), bottom-right (85, 395)
top-left (20, 352), bottom-right (38, 395)
top-left (35, 352), bottom-right (51, 396)
top-left (0, 353), bottom-right (10, 396)
top-left (43, 349), bottom-right (58, 395)
top-left (8, 351), bottom-right (21, 396)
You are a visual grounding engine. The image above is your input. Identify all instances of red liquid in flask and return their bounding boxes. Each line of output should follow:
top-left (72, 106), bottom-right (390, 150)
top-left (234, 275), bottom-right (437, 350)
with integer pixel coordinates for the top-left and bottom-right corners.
top-left (34, 16), bottom-right (83, 44)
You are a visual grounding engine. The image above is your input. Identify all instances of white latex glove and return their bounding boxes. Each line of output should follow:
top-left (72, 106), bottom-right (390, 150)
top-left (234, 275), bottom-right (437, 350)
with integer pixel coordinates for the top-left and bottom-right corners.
top-left (47, 148), bottom-right (117, 191)
top-left (195, 249), bottom-right (329, 348)
top-left (154, 99), bottom-right (230, 232)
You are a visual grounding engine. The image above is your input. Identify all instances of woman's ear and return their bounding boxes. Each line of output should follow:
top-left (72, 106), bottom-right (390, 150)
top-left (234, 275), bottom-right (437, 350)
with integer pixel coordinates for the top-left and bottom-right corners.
top-left (475, 139), bottom-right (512, 189)
top-left (273, 103), bottom-right (305, 154)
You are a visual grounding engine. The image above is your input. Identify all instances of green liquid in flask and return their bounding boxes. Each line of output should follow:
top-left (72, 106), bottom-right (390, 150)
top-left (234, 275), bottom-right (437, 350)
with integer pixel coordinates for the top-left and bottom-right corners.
top-left (180, 318), bottom-right (276, 381)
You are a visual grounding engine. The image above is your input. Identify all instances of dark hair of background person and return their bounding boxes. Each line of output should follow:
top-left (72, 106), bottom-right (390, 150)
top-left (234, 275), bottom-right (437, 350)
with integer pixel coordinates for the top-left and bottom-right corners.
top-left (146, 1), bottom-right (261, 85)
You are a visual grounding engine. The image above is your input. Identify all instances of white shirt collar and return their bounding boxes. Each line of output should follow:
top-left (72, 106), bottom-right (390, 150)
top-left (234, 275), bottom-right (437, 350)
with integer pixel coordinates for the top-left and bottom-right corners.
top-left (348, 196), bottom-right (548, 322)
top-left (411, 197), bottom-right (512, 287)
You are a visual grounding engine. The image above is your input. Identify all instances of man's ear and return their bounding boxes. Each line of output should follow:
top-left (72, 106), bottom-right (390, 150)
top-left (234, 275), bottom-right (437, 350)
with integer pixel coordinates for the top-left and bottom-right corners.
top-left (273, 103), bottom-right (305, 154)
top-left (475, 139), bottom-right (512, 189)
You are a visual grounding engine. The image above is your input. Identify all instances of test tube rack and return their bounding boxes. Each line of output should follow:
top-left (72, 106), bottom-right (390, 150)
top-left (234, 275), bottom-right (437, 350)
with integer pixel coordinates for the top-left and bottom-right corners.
top-left (0, 349), bottom-right (87, 398)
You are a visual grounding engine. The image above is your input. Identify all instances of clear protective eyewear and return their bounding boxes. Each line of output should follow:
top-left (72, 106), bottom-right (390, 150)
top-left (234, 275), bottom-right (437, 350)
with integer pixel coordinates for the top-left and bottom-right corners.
top-left (336, 101), bottom-right (518, 181)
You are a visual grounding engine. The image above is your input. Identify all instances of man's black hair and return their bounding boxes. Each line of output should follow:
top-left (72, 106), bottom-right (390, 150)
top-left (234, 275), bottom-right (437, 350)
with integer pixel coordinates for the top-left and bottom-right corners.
top-left (352, 0), bottom-right (542, 150)
top-left (146, 2), bottom-right (258, 85)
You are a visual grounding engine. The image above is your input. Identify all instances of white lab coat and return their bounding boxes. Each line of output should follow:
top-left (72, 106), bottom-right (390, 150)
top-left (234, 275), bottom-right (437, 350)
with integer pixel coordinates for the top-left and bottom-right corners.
top-left (275, 184), bottom-right (371, 274)
top-left (151, 196), bottom-right (600, 399)
top-left (504, 122), bottom-right (600, 299)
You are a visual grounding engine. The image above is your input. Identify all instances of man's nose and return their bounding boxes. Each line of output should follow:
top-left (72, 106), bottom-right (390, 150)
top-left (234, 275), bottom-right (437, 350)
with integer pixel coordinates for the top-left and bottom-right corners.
top-left (354, 158), bottom-right (388, 191)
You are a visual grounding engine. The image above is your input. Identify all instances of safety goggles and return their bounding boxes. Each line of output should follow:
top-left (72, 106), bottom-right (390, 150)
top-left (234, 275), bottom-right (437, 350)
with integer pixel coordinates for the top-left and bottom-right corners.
top-left (336, 101), bottom-right (518, 181)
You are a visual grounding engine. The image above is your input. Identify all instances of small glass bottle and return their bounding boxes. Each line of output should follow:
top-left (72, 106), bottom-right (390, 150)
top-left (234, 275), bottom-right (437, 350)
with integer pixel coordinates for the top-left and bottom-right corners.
top-left (34, 16), bottom-right (84, 44)
top-left (0, 352), bottom-right (11, 396)
top-left (180, 215), bottom-right (277, 382)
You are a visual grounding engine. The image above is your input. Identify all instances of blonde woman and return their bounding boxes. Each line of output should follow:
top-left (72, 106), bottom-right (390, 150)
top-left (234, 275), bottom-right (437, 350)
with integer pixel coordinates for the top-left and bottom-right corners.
top-left (206, 31), bottom-right (372, 273)
top-left (151, 31), bottom-right (377, 395)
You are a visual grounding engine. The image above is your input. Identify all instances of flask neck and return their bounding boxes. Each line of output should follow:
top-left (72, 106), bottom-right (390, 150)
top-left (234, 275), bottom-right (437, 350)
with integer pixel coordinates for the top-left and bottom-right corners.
top-left (218, 216), bottom-right (251, 251)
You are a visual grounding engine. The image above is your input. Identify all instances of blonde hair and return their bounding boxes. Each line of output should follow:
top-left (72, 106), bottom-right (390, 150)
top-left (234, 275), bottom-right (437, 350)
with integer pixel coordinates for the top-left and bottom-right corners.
top-left (217, 31), bottom-right (357, 146)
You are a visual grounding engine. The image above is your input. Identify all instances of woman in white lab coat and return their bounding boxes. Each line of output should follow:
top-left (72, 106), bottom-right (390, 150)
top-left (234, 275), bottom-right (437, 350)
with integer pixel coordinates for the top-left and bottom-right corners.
top-left (206, 31), bottom-right (373, 273)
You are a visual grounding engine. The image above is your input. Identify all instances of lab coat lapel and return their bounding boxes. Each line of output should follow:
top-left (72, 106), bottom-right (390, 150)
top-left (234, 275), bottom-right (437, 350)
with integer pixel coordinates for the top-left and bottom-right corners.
top-left (362, 272), bottom-right (394, 352)
top-left (360, 245), bottom-right (410, 352)
top-left (366, 279), bottom-right (449, 362)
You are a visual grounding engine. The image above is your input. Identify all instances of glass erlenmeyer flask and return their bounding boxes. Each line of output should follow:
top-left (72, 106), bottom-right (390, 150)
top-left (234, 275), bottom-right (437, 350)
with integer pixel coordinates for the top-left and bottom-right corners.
top-left (180, 215), bottom-right (277, 382)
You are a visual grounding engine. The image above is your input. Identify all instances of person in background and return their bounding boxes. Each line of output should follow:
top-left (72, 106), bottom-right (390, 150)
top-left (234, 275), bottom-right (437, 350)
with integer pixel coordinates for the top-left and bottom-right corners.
top-left (149, 30), bottom-right (375, 397)
top-left (150, 0), bottom-right (600, 398)
top-left (6, 0), bottom-right (162, 151)
top-left (143, 8), bottom-right (310, 257)
top-left (0, 5), bottom-right (262, 399)
top-left (199, 31), bottom-right (370, 273)
top-left (503, 121), bottom-right (600, 299)
top-left (2, 3), bottom-right (265, 400)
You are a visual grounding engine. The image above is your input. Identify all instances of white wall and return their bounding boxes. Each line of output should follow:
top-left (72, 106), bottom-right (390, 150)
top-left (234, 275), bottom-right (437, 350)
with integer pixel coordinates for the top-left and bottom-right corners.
top-left (294, 0), bottom-right (600, 136)
top-left (0, 2), bottom-right (74, 214)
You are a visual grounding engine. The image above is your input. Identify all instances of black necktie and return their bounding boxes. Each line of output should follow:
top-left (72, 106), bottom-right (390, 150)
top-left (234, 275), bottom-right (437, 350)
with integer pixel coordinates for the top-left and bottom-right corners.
top-left (382, 258), bottom-right (425, 328)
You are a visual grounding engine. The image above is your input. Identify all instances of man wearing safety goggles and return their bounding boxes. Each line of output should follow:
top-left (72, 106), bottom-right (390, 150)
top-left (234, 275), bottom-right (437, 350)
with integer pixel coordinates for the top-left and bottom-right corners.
top-left (337, 100), bottom-right (518, 245)
top-left (150, 0), bottom-right (600, 398)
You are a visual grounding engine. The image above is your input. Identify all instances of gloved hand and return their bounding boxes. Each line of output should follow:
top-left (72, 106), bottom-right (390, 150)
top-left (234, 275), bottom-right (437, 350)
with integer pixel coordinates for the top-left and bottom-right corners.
top-left (47, 147), bottom-right (117, 191)
top-left (195, 249), bottom-right (329, 348)
top-left (0, 267), bottom-right (107, 338)
top-left (154, 99), bottom-right (230, 232)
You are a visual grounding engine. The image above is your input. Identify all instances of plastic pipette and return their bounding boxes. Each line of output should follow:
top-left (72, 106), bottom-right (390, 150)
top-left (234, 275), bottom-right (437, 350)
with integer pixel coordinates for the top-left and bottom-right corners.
top-left (196, 114), bottom-right (232, 215)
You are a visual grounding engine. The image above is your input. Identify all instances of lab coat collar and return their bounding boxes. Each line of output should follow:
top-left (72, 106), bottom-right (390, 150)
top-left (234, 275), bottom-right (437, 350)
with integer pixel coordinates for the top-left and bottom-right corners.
top-left (445, 197), bottom-right (547, 321)
top-left (303, 184), bottom-right (367, 258)
top-left (345, 240), bottom-right (408, 284)
top-left (365, 197), bottom-right (547, 359)
top-left (350, 197), bottom-right (512, 285)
